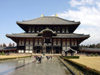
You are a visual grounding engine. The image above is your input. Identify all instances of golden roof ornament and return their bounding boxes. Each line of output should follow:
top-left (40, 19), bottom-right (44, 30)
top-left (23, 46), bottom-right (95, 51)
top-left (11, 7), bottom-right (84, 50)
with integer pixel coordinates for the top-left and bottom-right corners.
top-left (41, 14), bottom-right (44, 17)
top-left (55, 14), bottom-right (58, 17)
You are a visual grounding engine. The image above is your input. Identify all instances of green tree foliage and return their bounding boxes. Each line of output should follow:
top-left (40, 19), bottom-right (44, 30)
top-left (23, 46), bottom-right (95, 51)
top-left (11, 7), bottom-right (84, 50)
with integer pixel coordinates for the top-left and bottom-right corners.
top-left (80, 43), bottom-right (100, 48)
top-left (2, 43), bottom-right (6, 47)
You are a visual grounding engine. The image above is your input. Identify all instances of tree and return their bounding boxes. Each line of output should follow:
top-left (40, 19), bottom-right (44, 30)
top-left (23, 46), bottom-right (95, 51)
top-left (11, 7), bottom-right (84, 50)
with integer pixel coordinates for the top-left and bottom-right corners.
top-left (96, 43), bottom-right (100, 48)
top-left (12, 43), bottom-right (15, 47)
top-left (8, 43), bottom-right (12, 47)
top-left (0, 44), bottom-right (2, 47)
top-left (2, 43), bottom-right (6, 47)
top-left (80, 43), bottom-right (100, 48)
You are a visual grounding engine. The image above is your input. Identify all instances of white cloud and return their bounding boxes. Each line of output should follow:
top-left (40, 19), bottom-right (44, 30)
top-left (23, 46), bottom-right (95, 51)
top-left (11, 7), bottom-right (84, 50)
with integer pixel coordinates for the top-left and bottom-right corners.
top-left (70, 0), bottom-right (95, 7)
top-left (58, 7), bottom-right (100, 27)
top-left (75, 27), bottom-right (100, 45)
top-left (57, 0), bottom-right (100, 45)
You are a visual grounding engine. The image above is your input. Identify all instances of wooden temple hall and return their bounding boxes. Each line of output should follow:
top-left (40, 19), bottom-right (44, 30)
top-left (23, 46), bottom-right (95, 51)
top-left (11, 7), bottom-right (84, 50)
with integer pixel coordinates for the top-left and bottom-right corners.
top-left (6, 15), bottom-right (89, 53)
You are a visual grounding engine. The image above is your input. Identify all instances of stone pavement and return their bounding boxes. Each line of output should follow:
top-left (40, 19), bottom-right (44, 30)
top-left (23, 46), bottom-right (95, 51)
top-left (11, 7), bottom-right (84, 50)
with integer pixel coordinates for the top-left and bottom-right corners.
top-left (0, 56), bottom-right (71, 75)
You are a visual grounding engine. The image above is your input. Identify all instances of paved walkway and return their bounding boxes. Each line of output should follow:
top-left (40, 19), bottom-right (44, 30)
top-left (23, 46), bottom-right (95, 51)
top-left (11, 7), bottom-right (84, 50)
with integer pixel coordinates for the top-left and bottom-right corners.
top-left (0, 56), bottom-right (71, 75)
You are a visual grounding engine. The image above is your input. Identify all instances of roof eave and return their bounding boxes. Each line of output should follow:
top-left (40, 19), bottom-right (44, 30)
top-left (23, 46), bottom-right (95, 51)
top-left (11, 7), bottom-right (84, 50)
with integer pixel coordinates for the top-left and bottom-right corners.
top-left (16, 21), bottom-right (80, 25)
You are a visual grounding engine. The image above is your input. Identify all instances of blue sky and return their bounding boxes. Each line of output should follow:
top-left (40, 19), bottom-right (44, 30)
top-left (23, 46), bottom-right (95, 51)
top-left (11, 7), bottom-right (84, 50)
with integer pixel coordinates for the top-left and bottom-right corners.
top-left (0, 0), bottom-right (100, 45)
top-left (0, 0), bottom-right (69, 44)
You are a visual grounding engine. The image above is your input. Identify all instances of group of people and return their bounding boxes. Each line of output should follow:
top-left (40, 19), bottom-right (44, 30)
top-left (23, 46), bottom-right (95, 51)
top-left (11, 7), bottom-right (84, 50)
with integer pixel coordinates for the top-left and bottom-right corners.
top-left (34, 55), bottom-right (53, 64)
top-left (46, 56), bottom-right (52, 60)
top-left (34, 56), bottom-right (42, 63)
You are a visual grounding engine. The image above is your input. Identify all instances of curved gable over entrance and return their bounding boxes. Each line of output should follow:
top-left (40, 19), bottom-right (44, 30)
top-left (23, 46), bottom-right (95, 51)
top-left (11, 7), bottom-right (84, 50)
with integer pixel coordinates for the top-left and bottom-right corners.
top-left (38, 28), bottom-right (56, 37)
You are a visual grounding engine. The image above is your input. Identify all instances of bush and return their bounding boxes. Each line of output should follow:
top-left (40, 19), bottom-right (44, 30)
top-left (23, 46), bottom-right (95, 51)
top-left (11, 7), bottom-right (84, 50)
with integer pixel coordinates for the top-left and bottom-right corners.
top-left (62, 56), bottom-right (80, 59)
top-left (89, 53), bottom-right (99, 56)
top-left (95, 53), bottom-right (98, 56)
top-left (90, 53), bottom-right (94, 56)
top-left (0, 52), bottom-right (5, 55)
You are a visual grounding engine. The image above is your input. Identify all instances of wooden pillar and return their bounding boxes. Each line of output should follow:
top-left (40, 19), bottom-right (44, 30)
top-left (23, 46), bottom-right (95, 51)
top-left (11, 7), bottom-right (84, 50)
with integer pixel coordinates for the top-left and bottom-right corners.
top-left (61, 38), bottom-right (62, 53)
top-left (16, 39), bottom-right (19, 53)
top-left (70, 39), bottom-right (71, 47)
top-left (32, 38), bottom-right (34, 53)
top-left (77, 39), bottom-right (79, 51)
top-left (24, 38), bottom-right (26, 53)
top-left (42, 38), bottom-right (43, 53)
top-left (51, 38), bottom-right (53, 54)
top-left (34, 38), bottom-right (36, 53)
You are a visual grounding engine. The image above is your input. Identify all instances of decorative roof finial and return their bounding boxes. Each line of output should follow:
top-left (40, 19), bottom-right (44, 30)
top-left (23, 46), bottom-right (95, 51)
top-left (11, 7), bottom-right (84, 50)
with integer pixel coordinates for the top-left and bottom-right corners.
top-left (55, 14), bottom-right (58, 17)
top-left (41, 14), bottom-right (44, 17)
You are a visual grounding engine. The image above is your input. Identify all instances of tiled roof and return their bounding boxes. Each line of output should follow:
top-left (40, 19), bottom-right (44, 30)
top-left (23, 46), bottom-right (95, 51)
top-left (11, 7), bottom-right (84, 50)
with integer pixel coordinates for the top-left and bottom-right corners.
top-left (6, 33), bottom-right (89, 39)
top-left (6, 33), bottom-right (38, 38)
top-left (53, 34), bottom-right (89, 38)
top-left (17, 16), bottom-right (80, 25)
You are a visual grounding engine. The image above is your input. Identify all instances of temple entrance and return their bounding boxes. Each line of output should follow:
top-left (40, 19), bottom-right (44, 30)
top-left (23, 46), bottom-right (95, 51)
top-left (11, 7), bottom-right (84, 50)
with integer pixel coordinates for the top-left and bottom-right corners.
top-left (53, 46), bottom-right (61, 54)
top-left (42, 30), bottom-right (53, 54)
top-left (37, 49), bottom-right (40, 53)
top-left (43, 43), bottom-right (52, 54)
top-left (46, 46), bottom-right (52, 53)
top-left (43, 38), bottom-right (52, 54)
top-left (38, 28), bottom-right (57, 54)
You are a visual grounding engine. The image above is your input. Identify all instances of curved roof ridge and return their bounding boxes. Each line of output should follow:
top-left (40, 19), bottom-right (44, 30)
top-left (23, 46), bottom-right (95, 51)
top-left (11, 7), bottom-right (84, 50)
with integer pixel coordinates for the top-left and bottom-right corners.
top-left (17, 17), bottom-right (41, 23)
top-left (18, 16), bottom-right (79, 23)
top-left (55, 16), bottom-right (80, 23)
top-left (17, 16), bottom-right (80, 25)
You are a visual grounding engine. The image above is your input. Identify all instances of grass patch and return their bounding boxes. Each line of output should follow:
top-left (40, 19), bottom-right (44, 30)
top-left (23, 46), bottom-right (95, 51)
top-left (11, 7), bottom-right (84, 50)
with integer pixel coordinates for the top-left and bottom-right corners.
top-left (62, 57), bottom-right (100, 75)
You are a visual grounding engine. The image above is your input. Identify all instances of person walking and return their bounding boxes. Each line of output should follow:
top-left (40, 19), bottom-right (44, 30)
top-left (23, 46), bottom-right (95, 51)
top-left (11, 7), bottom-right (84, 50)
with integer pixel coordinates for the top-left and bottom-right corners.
top-left (38, 56), bottom-right (42, 63)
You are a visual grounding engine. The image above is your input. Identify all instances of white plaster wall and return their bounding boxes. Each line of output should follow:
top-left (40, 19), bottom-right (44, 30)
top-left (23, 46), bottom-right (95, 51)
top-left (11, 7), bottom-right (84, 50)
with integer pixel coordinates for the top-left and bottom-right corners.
top-left (30, 40), bottom-right (33, 45)
top-left (75, 40), bottom-right (77, 46)
top-left (25, 50), bottom-right (29, 53)
top-left (67, 40), bottom-right (70, 46)
top-left (30, 46), bottom-right (33, 50)
top-left (26, 40), bottom-right (29, 45)
top-left (18, 50), bottom-right (21, 53)
top-left (72, 40), bottom-right (74, 46)
top-left (29, 51), bottom-right (32, 53)
top-left (18, 50), bottom-right (24, 53)
top-left (21, 50), bottom-right (24, 53)
top-left (62, 46), bottom-right (66, 50)
top-left (19, 40), bottom-right (21, 46)
top-left (26, 46), bottom-right (29, 50)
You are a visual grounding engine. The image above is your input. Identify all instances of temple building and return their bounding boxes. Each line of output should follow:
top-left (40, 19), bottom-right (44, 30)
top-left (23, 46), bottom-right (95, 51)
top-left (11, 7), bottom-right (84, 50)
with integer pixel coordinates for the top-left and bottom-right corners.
top-left (6, 16), bottom-right (89, 53)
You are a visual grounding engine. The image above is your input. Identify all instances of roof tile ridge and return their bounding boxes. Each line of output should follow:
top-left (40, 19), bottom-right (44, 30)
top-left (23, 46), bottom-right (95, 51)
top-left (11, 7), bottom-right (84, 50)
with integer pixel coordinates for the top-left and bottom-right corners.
top-left (57, 17), bottom-right (80, 23)
top-left (21, 16), bottom-right (56, 22)
top-left (57, 17), bottom-right (72, 21)
top-left (73, 33), bottom-right (90, 36)
top-left (10, 33), bottom-right (25, 35)
top-left (17, 17), bottom-right (41, 23)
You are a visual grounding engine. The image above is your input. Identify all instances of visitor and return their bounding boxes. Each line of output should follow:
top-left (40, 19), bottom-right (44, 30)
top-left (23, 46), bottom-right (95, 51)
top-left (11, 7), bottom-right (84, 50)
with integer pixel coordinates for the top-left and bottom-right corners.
top-left (46, 56), bottom-right (50, 60)
top-left (38, 56), bottom-right (42, 63)
top-left (50, 56), bottom-right (52, 59)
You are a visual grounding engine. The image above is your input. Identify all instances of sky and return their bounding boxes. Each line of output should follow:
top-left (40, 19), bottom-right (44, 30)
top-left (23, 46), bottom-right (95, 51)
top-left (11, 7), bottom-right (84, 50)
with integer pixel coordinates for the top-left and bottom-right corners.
top-left (0, 0), bottom-right (100, 45)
